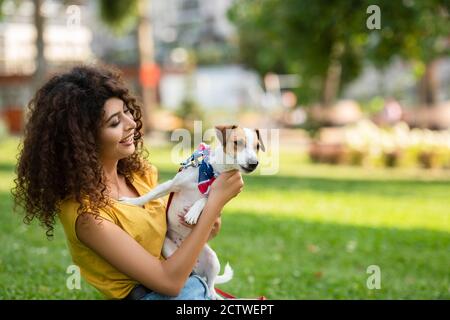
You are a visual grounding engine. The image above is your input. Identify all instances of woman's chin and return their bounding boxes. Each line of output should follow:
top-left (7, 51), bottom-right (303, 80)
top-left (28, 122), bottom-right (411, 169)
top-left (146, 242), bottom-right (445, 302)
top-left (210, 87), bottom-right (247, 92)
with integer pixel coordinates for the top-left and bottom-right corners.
top-left (118, 143), bottom-right (135, 156)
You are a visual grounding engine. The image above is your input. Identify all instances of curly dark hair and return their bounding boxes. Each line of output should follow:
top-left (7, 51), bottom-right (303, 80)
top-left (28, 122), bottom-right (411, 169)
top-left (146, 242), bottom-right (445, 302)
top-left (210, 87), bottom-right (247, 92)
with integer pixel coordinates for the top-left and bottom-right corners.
top-left (12, 65), bottom-right (149, 238)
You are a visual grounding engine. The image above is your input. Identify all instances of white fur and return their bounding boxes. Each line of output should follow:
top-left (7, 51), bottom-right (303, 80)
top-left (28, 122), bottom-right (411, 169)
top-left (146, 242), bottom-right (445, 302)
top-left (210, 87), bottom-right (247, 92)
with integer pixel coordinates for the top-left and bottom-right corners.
top-left (120, 127), bottom-right (261, 299)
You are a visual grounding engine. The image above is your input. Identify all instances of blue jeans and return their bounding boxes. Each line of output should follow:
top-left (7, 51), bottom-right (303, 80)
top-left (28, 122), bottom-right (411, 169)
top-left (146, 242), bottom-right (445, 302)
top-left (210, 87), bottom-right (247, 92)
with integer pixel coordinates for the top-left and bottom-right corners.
top-left (140, 274), bottom-right (211, 300)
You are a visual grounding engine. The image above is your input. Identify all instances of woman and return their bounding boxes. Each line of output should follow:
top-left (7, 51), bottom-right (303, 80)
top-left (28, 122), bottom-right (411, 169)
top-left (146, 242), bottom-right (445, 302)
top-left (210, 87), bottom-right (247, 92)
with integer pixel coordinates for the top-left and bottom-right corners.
top-left (13, 65), bottom-right (243, 300)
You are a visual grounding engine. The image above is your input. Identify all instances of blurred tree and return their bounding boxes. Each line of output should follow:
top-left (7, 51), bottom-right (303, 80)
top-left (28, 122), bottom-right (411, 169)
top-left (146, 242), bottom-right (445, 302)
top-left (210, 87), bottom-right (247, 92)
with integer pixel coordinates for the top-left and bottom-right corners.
top-left (229, 0), bottom-right (369, 107)
top-left (365, 1), bottom-right (449, 106)
top-left (32, 0), bottom-right (46, 91)
top-left (0, 0), bottom-right (46, 90)
top-left (99, 0), bottom-right (157, 132)
top-left (0, 0), bottom-right (158, 131)
top-left (0, 0), bottom-right (84, 91)
top-left (229, 0), bottom-right (449, 107)
top-left (174, 49), bottom-right (204, 134)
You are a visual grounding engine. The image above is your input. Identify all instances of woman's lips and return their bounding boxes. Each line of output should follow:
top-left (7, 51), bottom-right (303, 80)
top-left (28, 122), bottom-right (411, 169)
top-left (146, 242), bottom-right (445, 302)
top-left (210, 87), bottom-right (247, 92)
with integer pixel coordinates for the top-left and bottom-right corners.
top-left (119, 134), bottom-right (134, 145)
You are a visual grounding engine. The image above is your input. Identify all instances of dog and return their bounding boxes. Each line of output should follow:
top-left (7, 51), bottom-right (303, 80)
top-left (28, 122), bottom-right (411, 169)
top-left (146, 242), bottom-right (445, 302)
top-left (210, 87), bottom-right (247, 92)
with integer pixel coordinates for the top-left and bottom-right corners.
top-left (119, 125), bottom-right (265, 299)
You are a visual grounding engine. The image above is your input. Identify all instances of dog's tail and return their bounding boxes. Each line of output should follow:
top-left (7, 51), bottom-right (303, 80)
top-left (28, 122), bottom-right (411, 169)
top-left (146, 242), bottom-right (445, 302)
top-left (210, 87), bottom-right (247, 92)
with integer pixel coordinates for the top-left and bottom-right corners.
top-left (215, 262), bottom-right (234, 284)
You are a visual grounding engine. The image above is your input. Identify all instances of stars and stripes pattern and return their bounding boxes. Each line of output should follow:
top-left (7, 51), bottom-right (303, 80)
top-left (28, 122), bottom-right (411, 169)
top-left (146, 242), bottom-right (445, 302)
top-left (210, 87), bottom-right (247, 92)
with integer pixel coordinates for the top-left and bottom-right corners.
top-left (197, 159), bottom-right (216, 194)
top-left (179, 143), bottom-right (218, 195)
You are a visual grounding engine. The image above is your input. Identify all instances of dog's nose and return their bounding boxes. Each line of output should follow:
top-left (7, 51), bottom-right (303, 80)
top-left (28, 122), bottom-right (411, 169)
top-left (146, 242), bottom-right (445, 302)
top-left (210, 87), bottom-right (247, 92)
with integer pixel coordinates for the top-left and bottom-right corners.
top-left (248, 161), bottom-right (258, 170)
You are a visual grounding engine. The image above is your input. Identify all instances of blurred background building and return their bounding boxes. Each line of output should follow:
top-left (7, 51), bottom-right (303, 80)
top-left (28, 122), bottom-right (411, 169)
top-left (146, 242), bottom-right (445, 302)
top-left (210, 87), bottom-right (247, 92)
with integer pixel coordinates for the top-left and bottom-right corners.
top-left (0, 0), bottom-right (92, 133)
top-left (0, 0), bottom-right (449, 170)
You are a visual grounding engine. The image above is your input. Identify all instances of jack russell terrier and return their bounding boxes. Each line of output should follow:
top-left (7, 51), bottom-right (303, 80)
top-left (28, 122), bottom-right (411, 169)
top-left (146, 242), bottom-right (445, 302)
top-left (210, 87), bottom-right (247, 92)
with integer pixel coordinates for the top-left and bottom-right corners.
top-left (120, 125), bottom-right (265, 299)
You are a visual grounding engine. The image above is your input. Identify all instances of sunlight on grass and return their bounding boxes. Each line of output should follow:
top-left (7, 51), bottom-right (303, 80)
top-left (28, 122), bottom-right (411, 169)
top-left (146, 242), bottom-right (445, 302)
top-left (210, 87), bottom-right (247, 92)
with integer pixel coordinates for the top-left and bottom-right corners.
top-left (226, 189), bottom-right (450, 233)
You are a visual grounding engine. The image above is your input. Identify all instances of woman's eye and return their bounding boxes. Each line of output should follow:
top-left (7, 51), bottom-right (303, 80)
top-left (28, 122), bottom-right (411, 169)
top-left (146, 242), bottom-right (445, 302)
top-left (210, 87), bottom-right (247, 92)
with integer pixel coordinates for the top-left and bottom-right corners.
top-left (111, 121), bottom-right (120, 127)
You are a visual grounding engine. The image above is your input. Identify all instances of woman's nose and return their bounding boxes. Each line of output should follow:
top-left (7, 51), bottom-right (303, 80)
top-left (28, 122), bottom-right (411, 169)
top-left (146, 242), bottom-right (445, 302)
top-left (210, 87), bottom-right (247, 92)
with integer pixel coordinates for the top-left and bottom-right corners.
top-left (125, 114), bottom-right (136, 130)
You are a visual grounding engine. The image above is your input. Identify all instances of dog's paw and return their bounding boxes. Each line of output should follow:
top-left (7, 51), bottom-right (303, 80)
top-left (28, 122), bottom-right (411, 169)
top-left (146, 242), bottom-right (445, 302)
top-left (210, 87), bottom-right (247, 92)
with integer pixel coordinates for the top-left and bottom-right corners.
top-left (184, 209), bottom-right (200, 225)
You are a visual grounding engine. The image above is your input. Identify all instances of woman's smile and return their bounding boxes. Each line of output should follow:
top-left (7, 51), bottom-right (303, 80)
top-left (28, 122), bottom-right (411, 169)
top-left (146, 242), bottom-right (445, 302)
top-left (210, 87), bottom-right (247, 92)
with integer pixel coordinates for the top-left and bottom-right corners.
top-left (99, 97), bottom-right (137, 161)
top-left (119, 132), bottom-right (134, 146)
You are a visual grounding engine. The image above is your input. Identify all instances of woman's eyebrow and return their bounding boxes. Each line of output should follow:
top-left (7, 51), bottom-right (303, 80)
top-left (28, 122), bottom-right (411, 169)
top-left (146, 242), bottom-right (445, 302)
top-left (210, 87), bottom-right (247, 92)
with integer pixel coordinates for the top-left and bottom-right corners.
top-left (105, 111), bottom-right (120, 123)
top-left (104, 102), bottom-right (126, 123)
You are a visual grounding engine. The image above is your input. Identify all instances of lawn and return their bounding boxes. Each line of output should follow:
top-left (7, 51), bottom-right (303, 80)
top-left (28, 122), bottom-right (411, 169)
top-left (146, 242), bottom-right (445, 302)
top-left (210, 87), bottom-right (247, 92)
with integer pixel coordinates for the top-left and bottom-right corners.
top-left (0, 136), bottom-right (449, 299)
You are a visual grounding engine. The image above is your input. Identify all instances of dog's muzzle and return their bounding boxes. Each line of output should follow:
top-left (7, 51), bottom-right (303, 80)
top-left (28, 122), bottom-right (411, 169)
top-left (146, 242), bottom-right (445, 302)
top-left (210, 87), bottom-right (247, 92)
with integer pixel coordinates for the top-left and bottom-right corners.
top-left (240, 161), bottom-right (258, 172)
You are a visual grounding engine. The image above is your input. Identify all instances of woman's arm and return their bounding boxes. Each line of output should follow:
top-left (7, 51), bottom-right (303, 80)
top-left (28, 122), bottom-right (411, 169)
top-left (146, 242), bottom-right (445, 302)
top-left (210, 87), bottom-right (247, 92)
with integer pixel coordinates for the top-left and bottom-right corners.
top-left (178, 214), bottom-right (221, 241)
top-left (76, 170), bottom-right (243, 297)
top-left (208, 216), bottom-right (221, 240)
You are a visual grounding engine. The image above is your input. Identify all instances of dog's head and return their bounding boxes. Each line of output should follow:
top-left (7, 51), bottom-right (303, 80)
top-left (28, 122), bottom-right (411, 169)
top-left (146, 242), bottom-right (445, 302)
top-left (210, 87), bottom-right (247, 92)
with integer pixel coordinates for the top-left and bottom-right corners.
top-left (214, 125), bottom-right (265, 173)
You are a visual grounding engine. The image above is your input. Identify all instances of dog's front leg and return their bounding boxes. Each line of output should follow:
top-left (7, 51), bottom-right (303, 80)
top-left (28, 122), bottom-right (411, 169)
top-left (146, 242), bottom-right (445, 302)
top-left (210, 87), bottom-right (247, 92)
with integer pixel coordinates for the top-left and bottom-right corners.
top-left (119, 179), bottom-right (175, 206)
top-left (184, 198), bottom-right (207, 225)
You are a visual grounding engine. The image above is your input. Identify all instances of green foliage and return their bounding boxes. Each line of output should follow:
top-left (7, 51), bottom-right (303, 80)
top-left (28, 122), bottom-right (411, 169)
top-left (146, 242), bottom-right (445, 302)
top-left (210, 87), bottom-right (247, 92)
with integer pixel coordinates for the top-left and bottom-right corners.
top-left (360, 96), bottom-right (385, 115)
top-left (98, 0), bottom-right (138, 34)
top-left (195, 42), bottom-right (240, 65)
top-left (175, 98), bottom-right (202, 121)
top-left (174, 98), bottom-right (205, 136)
top-left (228, 0), bottom-right (450, 104)
top-left (0, 0), bottom-right (4, 20)
top-left (365, 0), bottom-right (450, 69)
top-left (228, 0), bottom-right (370, 104)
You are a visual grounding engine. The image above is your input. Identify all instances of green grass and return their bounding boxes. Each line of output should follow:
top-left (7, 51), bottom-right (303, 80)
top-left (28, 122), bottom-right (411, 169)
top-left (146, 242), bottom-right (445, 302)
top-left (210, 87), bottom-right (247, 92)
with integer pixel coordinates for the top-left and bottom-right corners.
top-left (0, 137), bottom-right (449, 299)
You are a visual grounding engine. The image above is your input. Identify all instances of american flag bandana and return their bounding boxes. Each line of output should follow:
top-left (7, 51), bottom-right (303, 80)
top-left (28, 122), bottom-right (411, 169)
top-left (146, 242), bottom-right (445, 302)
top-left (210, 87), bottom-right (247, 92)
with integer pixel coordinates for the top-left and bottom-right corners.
top-left (198, 159), bottom-right (217, 194)
top-left (180, 143), bottom-right (218, 195)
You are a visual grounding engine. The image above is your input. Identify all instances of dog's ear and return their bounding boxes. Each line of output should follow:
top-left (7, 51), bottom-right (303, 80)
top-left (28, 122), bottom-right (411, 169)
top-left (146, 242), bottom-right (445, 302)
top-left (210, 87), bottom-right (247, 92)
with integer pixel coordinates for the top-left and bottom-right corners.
top-left (255, 129), bottom-right (266, 152)
top-left (215, 125), bottom-right (237, 147)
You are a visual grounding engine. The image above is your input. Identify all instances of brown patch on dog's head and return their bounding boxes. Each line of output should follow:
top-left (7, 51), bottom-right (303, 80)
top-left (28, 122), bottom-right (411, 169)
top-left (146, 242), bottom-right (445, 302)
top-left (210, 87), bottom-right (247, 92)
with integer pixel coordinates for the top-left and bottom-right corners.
top-left (215, 125), bottom-right (236, 147)
top-left (215, 125), bottom-right (246, 156)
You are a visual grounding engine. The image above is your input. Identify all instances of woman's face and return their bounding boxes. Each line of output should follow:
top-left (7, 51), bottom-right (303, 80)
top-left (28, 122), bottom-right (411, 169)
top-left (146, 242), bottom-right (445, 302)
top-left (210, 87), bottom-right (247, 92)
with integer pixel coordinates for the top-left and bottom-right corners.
top-left (98, 97), bottom-right (137, 163)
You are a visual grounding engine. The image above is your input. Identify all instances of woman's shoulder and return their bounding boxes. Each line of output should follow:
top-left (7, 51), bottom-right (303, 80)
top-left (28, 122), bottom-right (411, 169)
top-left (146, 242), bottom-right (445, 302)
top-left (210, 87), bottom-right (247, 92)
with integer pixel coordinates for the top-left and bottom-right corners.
top-left (133, 159), bottom-right (159, 188)
top-left (58, 197), bottom-right (81, 241)
top-left (58, 197), bottom-right (115, 225)
top-left (58, 197), bottom-right (80, 217)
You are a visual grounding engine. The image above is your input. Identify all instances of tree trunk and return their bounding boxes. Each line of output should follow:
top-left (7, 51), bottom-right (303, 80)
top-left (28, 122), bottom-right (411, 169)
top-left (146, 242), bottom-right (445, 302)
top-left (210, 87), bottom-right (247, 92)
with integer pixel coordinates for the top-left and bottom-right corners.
top-left (32, 0), bottom-right (47, 90)
top-left (322, 42), bottom-right (344, 108)
top-left (419, 60), bottom-right (439, 107)
top-left (137, 0), bottom-right (157, 133)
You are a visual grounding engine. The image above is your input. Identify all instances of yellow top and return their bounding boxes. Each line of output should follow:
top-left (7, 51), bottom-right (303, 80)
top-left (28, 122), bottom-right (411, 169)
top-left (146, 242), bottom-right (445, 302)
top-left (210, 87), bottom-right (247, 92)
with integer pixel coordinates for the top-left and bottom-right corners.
top-left (58, 165), bottom-right (167, 299)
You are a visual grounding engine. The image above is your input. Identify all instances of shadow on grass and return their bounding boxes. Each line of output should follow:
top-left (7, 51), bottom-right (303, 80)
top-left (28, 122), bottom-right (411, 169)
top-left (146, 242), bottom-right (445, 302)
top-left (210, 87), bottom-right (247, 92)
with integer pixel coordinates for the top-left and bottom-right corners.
top-left (1, 187), bottom-right (449, 299)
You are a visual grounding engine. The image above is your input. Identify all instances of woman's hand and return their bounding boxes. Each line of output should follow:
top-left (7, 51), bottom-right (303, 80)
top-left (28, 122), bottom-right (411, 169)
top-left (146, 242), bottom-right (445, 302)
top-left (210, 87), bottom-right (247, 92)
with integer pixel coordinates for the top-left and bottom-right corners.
top-left (208, 170), bottom-right (244, 210)
top-left (177, 170), bottom-right (242, 240)
top-left (179, 214), bottom-right (221, 241)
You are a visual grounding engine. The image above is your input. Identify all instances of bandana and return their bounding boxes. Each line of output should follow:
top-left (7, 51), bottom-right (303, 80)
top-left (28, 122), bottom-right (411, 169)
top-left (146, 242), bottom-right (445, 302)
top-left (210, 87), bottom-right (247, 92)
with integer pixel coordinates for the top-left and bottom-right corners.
top-left (197, 159), bottom-right (216, 194)
top-left (180, 143), bottom-right (218, 195)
